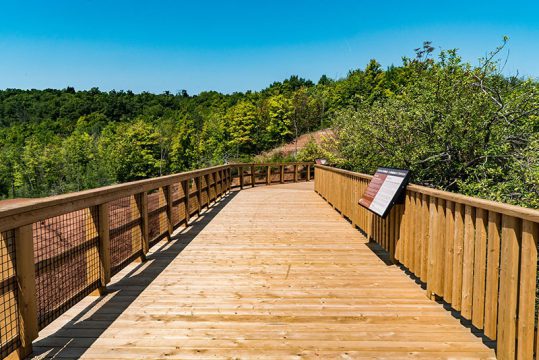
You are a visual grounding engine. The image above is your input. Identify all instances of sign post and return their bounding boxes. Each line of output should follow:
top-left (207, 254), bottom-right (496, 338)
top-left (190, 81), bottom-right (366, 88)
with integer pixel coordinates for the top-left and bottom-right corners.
top-left (358, 167), bottom-right (411, 218)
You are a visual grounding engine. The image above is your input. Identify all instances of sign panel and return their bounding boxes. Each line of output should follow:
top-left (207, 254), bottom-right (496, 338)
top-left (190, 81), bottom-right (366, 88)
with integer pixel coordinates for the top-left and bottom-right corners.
top-left (358, 167), bottom-right (411, 218)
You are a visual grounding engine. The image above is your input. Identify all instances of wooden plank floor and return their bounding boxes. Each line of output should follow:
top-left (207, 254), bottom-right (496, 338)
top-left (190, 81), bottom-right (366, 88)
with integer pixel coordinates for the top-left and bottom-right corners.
top-left (31, 182), bottom-right (496, 359)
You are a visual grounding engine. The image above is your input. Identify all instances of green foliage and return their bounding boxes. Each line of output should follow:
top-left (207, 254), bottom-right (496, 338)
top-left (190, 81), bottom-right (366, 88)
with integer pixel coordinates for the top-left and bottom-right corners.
top-left (1, 41), bottom-right (537, 209)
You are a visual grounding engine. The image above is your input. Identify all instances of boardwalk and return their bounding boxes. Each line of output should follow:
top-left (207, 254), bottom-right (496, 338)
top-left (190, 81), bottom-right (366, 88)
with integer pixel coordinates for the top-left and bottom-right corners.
top-left (31, 182), bottom-right (495, 359)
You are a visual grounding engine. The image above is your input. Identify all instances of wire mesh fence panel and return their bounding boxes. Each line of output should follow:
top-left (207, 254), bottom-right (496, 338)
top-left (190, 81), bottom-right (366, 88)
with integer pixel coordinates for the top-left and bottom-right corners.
top-left (284, 165), bottom-right (295, 181)
top-left (109, 196), bottom-right (143, 276)
top-left (188, 179), bottom-right (199, 215)
top-left (171, 183), bottom-right (181, 227)
top-left (148, 189), bottom-right (167, 247)
top-left (201, 176), bottom-right (209, 207)
top-left (172, 183), bottom-right (187, 228)
top-left (0, 230), bottom-right (19, 359)
top-left (33, 208), bottom-right (100, 329)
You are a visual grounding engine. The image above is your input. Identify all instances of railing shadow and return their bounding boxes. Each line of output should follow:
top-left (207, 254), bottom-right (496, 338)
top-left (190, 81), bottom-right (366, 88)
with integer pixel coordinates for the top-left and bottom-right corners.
top-left (30, 191), bottom-right (238, 359)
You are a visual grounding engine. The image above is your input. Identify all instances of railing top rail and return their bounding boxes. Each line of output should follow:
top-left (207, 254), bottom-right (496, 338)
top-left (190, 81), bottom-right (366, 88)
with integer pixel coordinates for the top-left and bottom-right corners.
top-left (0, 164), bottom-right (230, 232)
top-left (230, 162), bottom-right (313, 166)
top-left (315, 164), bottom-right (539, 223)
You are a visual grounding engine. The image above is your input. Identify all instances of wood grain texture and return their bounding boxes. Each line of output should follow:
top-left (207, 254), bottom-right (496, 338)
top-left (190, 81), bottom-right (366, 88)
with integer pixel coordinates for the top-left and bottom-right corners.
top-left (30, 183), bottom-right (495, 359)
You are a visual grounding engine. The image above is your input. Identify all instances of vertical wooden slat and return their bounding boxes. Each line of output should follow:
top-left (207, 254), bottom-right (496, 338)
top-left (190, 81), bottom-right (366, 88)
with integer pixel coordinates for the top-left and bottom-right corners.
top-left (435, 198), bottom-right (446, 296)
top-left (251, 165), bottom-right (255, 187)
top-left (307, 165), bottom-right (311, 181)
top-left (443, 200), bottom-right (454, 303)
top-left (472, 208), bottom-right (487, 329)
top-left (14, 224), bottom-right (39, 358)
top-left (204, 174), bottom-right (211, 207)
top-left (420, 194), bottom-right (430, 282)
top-left (497, 215), bottom-right (520, 359)
top-left (517, 220), bottom-right (537, 359)
top-left (426, 196), bottom-right (438, 299)
top-left (294, 165), bottom-right (298, 182)
top-left (460, 205), bottom-right (475, 319)
top-left (96, 203), bottom-right (111, 292)
top-left (182, 180), bottom-right (190, 225)
top-left (280, 165), bottom-right (284, 183)
top-left (451, 202), bottom-right (464, 311)
top-left (484, 211), bottom-right (501, 339)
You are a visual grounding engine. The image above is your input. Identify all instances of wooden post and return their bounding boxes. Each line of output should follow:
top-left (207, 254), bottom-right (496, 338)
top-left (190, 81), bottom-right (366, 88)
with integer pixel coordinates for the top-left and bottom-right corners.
top-left (240, 166), bottom-right (244, 190)
top-left (280, 165), bottom-right (284, 183)
top-left (14, 224), bottom-right (39, 359)
top-left (195, 177), bottom-right (202, 215)
top-left (307, 165), bottom-right (311, 181)
top-left (182, 179), bottom-right (190, 225)
top-left (204, 174), bottom-right (211, 205)
top-left (251, 165), bottom-right (255, 187)
top-left (294, 164), bottom-right (298, 182)
top-left (164, 185), bottom-right (174, 240)
top-left (96, 203), bottom-right (111, 293)
top-left (266, 166), bottom-right (271, 185)
top-left (137, 192), bottom-right (149, 259)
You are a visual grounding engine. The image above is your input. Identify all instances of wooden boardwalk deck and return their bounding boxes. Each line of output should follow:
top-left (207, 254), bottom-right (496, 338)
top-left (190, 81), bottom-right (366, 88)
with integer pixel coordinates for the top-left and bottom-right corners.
top-left (31, 182), bottom-right (496, 359)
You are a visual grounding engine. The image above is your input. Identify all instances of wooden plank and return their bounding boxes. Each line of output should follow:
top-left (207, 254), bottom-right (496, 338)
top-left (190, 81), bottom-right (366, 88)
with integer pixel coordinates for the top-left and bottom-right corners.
top-left (471, 208), bottom-right (487, 329)
top-left (31, 182), bottom-right (495, 359)
top-left (14, 224), bottom-right (38, 358)
top-left (426, 196), bottom-right (438, 299)
top-left (517, 220), bottom-right (537, 359)
top-left (280, 165), bottom-right (284, 184)
top-left (97, 203), bottom-right (111, 291)
top-left (460, 205), bottom-right (475, 319)
top-left (443, 200), bottom-right (454, 303)
top-left (435, 198), bottom-right (445, 296)
top-left (497, 215), bottom-right (520, 359)
top-left (420, 194), bottom-right (429, 283)
top-left (195, 177), bottom-right (202, 214)
top-left (451, 203), bottom-right (464, 311)
top-left (251, 166), bottom-right (255, 187)
top-left (483, 211), bottom-right (500, 340)
top-left (266, 166), bottom-right (271, 185)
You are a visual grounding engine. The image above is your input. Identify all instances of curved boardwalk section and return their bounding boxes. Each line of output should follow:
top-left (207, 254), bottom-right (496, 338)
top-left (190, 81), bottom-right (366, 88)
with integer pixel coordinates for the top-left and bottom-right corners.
top-left (32, 182), bottom-right (495, 359)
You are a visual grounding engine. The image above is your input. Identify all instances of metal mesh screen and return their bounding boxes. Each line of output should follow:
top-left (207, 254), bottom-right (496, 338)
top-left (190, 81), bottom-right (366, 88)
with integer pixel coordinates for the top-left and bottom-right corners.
top-left (0, 230), bottom-right (19, 359)
top-left (188, 180), bottom-right (199, 215)
top-left (33, 208), bottom-right (100, 329)
top-left (148, 189), bottom-right (167, 246)
top-left (109, 196), bottom-right (143, 276)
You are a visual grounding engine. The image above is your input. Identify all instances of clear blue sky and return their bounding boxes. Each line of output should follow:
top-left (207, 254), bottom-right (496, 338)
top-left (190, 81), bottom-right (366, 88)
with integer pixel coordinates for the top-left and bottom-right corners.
top-left (1, 0), bottom-right (538, 94)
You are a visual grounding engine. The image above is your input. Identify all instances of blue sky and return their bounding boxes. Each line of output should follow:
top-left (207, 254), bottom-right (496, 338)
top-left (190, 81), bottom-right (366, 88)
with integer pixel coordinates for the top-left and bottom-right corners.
top-left (1, 0), bottom-right (538, 94)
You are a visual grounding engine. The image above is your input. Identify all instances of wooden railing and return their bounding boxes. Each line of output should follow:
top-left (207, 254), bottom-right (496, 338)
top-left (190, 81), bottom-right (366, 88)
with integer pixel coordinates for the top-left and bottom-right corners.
top-left (229, 162), bottom-right (313, 189)
top-left (314, 164), bottom-right (539, 360)
top-left (0, 162), bottom-right (313, 360)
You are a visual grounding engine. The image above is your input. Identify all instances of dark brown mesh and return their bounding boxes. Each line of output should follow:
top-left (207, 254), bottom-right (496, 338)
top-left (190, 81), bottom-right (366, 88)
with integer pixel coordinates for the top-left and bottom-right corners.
top-left (148, 189), bottom-right (167, 246)
top-left (33, 208), bottom-right (100, 329)
top-left (109, 196), bottom-right (143, 276)
top-left (188, 179), bottom-right (199, 215)
top-left (0, 230), bottom-right (20, 359)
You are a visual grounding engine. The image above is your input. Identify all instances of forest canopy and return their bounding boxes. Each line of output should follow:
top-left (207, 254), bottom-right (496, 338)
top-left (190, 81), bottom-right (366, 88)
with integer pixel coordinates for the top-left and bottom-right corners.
top-left (1, 40), bottom-right (538, 208)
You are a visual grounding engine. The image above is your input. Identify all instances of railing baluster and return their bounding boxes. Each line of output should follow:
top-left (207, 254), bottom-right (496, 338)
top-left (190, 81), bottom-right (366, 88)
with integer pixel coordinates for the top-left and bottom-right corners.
top-left (164, 185), bottom-right (174, 240)
top-left (96, 203), bottom-right (111, 293)
top-left (14, 224), bottom-right (39, 358)
top-left (240, 166), bottom-right (244, 189)
top-left (280, 165), bottom-right (284, 183)
top-left (251, 165), bottom-right (255, 187)
top-left (182, 179), bottom-right (190, 225)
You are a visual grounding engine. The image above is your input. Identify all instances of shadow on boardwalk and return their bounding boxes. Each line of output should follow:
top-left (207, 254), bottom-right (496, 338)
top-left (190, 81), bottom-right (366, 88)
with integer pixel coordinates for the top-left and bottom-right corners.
top-left (31, 191), bottom-right (238, 359)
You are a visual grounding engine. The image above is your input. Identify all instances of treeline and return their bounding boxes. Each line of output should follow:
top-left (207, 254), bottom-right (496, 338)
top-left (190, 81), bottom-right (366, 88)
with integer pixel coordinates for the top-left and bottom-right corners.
top-left (1, 40), bottom-right (538, 208)
top-left (0, 67), bottom-right (388, 198)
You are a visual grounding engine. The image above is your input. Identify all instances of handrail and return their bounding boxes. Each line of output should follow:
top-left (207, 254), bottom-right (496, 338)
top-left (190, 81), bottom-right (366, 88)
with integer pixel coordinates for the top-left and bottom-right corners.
top-left (314, 164), bottom-right (539, 360)
top-left (316, 165), bottom-right (539, 222)
top-left (0, 162), bottom-right (313, 359)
